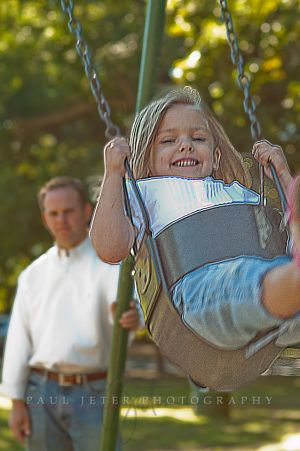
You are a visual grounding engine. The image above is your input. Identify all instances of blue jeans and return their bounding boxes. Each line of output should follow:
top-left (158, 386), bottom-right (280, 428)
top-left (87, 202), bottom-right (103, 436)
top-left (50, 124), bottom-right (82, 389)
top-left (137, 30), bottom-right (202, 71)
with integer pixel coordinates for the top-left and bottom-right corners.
top-left (172, 255), bottom-right (299, 350)
top-left (25, 371), bottom-right (121, 451)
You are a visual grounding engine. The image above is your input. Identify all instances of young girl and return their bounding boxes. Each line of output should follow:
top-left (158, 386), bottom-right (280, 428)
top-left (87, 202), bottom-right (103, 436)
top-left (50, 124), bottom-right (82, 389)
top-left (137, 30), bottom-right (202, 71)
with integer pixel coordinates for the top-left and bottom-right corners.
top-left (91, 86), bottom-right (300, 351)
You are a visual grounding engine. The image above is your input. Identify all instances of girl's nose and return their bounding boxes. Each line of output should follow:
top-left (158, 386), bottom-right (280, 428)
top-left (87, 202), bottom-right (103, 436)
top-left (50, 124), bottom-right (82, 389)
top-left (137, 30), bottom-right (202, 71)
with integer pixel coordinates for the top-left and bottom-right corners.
top-left (179, 141), bottom-right (194, 152)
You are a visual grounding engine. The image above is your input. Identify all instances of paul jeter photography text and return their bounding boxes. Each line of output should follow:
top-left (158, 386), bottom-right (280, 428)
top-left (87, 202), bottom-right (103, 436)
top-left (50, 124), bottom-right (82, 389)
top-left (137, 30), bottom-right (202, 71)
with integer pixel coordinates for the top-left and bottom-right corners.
top-left (25, 394), bottom-right (273, 408)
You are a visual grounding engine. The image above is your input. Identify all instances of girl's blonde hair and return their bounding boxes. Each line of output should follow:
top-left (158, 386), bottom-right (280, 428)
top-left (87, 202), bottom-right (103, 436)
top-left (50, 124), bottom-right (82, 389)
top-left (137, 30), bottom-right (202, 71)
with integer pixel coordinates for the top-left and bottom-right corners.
top-left (129, 86), bottom-right (251, 187)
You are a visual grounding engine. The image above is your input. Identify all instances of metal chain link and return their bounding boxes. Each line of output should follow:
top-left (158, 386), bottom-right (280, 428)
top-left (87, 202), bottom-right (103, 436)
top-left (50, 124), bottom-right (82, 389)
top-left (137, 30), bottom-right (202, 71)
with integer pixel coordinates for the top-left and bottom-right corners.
top-left (219, 0), bottom-right (262, 142)
top-left (219, 0), bottom-right (265, 202)
top-left (220, 1), bottom-right (297, 373)
top-left (60, 0), bottom-right (120, 139)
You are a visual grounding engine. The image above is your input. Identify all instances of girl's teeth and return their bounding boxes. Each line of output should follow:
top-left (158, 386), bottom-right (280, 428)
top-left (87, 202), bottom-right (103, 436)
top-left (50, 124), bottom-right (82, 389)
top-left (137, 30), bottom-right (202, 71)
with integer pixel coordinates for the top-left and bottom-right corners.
top-left (174, 160), bottom-right (197, 167)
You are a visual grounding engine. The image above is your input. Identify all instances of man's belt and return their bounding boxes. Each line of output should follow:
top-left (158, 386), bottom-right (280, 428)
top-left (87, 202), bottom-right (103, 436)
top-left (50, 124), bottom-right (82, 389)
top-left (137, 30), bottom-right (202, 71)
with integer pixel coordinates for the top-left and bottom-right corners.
top-left (31, 367), bottom-right (107, 386)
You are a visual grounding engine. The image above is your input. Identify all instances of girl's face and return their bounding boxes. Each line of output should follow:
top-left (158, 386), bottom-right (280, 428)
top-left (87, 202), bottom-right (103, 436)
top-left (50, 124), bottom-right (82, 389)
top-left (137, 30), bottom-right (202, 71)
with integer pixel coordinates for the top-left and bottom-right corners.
top-left (148, 104), bottom-right (221, 178)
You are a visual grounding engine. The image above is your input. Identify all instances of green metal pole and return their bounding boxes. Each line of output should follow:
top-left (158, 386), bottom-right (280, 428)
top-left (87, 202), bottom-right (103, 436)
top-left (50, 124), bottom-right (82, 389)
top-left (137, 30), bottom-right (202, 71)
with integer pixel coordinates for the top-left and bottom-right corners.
top-left (136, 0), bottom-right (167, 112)
top-left (99, 2), bottom-right (166, 450)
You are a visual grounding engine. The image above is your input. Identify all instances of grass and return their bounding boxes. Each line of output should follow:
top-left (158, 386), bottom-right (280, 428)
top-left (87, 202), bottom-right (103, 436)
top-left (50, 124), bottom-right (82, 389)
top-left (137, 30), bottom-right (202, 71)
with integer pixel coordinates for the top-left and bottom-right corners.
top-left (0, 409), bottom-right (23, 451)
top-left (119, 376), bottom-right (300, 450)
top-left (2, 376), bottom-right (300, 450)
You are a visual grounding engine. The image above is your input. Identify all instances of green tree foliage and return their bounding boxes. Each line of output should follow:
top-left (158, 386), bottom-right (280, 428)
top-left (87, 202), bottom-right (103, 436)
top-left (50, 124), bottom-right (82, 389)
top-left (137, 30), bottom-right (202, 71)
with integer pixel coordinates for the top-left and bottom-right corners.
top-left (167, 0), bottom-right (299, 158)
top-left (0, 0), bottom-right (299, 310)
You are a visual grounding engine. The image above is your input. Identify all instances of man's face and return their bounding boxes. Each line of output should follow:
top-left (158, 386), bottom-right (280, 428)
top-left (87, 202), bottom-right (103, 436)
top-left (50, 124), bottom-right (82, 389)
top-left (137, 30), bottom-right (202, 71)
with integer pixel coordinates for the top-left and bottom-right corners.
top-left (42, 187), bottom-right (92, 250)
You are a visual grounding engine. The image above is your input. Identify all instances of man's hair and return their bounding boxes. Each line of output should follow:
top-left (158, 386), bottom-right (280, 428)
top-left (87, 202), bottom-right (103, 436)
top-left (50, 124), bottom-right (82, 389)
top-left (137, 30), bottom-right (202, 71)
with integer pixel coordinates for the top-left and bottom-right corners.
top-left (129, 86), bottom-right (251, 187)
top-left (38, 176), bottom-right (89, 211)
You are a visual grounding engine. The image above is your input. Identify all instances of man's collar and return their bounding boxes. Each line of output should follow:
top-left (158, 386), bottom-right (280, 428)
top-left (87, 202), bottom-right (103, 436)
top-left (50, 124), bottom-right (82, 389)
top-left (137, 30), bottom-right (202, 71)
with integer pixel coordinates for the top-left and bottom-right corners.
top-left (55, 236), bottom-right (90, 259)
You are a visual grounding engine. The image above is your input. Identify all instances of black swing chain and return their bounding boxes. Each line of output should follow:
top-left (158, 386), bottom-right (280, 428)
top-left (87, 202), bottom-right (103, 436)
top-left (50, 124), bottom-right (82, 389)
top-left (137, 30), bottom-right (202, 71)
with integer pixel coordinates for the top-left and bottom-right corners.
top-left (219, 0), bottom-right (262, 142)
top-left (60, 0), bottom-right (121, 139)
top-left (219, 0), bottom-right (266, 203)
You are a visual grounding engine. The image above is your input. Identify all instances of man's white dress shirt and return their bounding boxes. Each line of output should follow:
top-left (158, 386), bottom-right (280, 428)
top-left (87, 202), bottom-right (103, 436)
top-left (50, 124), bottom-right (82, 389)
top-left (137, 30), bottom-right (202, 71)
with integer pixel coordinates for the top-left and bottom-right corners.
top-left (0, 237), bottom-right (120, 400)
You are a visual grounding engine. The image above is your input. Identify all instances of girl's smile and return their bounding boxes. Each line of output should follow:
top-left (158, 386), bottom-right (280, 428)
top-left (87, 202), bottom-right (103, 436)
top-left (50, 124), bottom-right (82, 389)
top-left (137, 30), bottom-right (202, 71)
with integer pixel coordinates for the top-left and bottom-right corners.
top-left (148, 104), bottom-right (221, 178)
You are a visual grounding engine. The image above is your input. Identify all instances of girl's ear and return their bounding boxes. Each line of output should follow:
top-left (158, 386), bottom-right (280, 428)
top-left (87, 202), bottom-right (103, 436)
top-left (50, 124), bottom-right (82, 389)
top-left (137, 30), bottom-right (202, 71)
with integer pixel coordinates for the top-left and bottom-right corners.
top-left (213, 147), bottom-right (221, 170)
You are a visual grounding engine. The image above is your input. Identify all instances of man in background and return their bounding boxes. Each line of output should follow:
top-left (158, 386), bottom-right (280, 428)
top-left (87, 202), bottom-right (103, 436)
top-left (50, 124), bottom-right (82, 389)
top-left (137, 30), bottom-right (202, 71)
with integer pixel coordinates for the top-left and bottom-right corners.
top-left (0, 176), bottom-right (140, 451)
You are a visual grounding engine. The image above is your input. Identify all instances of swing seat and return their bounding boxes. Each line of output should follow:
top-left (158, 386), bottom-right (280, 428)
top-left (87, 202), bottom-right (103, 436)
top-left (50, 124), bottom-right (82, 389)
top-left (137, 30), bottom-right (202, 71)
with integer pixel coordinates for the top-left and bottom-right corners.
top-left (134, 203), bottom-right (289, 391)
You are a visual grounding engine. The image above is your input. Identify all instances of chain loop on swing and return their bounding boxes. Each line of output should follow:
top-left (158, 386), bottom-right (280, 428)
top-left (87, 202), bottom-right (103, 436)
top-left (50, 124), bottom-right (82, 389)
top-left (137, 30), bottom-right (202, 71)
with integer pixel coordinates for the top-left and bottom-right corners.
top-left (219, 0), bottom-right (262, 142)
top-left (219, 0), bottom-right (265, 202)
top-left (60, 0), bottom-right (120, 139)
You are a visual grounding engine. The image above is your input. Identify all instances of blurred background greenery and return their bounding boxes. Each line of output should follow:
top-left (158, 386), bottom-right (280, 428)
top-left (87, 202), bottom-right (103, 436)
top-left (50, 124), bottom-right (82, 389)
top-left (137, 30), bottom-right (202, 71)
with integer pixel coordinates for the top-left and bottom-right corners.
top-left (0, 0), bottom-right (299, 311)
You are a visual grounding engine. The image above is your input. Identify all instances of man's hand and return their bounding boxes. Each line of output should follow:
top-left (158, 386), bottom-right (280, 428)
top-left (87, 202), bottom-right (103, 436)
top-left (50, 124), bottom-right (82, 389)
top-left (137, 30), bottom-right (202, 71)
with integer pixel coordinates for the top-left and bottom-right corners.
top-left (111, 300), bottom-right (141, 330)
top-left (9, 399), bottom-right (31, 444)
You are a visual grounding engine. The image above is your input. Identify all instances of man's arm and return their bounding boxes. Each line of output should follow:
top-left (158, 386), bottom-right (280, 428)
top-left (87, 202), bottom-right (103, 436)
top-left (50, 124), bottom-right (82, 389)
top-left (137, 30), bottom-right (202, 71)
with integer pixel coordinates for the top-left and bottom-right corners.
top-left (1, 274), bottom-right (32, 399)
top-left (9, 400), bottom-right (31, 444)
top-left (0, 272), bottom-right (33, 441)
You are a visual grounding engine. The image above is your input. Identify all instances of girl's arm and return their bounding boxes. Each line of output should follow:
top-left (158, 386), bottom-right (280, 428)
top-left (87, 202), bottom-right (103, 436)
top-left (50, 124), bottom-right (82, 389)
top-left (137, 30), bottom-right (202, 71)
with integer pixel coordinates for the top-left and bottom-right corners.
top-left (90, 137), bottom-right (135, 263)
top-left (252, 139), bottom-right (292, 196)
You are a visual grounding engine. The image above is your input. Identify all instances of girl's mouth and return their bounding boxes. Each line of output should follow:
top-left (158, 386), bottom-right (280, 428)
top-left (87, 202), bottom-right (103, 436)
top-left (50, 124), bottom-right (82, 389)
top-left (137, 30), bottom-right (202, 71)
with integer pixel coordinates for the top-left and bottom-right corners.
top-left (172, 158), bottom-right (199, 167)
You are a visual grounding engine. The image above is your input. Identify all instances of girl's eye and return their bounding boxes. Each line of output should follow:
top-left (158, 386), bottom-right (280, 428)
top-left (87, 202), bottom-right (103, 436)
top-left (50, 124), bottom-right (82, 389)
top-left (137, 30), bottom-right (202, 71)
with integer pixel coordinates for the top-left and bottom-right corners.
top-left (161, 138), bottom-right (175, 144)
top-left (193, 137), bottom-right (205, 141)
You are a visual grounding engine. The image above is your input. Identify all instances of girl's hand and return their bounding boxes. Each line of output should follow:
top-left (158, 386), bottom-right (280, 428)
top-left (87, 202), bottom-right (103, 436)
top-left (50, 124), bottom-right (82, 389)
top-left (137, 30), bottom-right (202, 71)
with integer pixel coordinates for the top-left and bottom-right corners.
top-left (104, 136), bottom-right (130, 177)
top-left (252, 139), bottom-right (291, 182)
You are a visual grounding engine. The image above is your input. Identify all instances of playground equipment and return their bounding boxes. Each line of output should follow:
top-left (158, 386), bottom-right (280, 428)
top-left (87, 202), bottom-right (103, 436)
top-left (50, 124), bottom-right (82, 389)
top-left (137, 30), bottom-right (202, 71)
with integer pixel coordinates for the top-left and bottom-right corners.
top-left (60, 1), bottom-right (300, 448)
